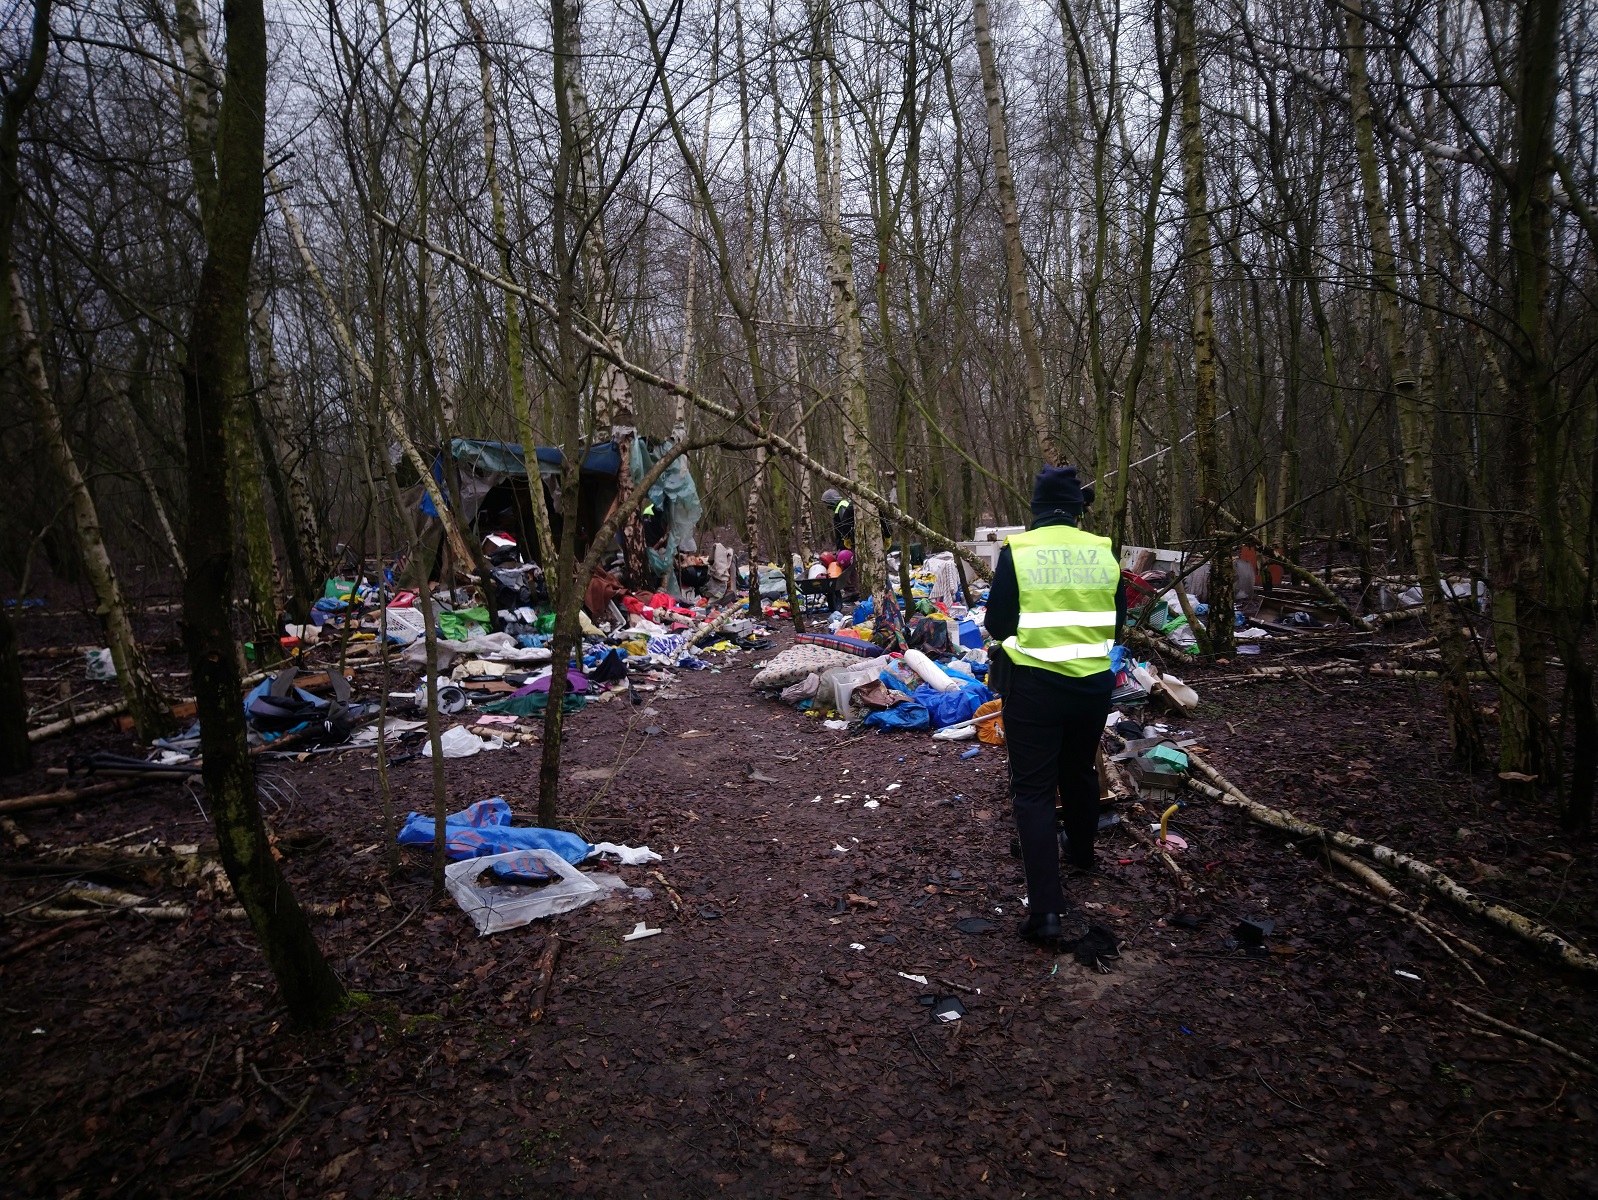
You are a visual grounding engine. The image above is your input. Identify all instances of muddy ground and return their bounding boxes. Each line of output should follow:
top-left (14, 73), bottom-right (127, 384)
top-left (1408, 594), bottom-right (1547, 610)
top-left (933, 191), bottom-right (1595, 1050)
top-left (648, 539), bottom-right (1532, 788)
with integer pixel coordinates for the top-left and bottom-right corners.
top-left (2, 593), bottom-right (1596, 1199)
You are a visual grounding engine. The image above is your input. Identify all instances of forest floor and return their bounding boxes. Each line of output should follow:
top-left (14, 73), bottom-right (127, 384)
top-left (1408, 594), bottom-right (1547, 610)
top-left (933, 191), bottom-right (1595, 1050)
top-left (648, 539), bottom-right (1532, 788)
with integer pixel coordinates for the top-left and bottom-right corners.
top-left (2, 594), bottom-right (1597, 1199)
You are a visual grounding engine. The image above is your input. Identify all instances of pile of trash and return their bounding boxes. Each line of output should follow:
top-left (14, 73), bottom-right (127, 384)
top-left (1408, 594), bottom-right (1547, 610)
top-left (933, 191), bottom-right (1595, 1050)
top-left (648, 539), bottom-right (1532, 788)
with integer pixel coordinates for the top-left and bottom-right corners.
top-left (747, 546), bottom-right (1214, 742)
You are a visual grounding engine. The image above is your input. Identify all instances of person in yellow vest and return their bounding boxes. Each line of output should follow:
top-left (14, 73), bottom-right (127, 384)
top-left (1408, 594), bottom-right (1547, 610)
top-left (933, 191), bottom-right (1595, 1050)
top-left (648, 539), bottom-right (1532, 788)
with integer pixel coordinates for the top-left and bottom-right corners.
top-left (984, 465), bottom-right (1125, 942)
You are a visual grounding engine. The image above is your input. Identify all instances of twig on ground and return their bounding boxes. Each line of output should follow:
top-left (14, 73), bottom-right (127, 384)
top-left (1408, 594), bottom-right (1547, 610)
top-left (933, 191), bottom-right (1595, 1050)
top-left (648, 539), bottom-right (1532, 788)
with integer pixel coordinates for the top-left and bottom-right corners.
top-left (529, 932), bottom-right (562, 1023)
top-left (1322, 876), bottom-right (1500, 964)
top-left (1184, 754), bottom-right (1598, 978)
top-left (349, 899), bottom-right (426, 962)
top-left (1255, 1065), bottom-right (1321, 1114)
top-left (197, 1091), bottom-right (311, 1196)
top-left (1448, 1000), bottom-right (1597, 1072)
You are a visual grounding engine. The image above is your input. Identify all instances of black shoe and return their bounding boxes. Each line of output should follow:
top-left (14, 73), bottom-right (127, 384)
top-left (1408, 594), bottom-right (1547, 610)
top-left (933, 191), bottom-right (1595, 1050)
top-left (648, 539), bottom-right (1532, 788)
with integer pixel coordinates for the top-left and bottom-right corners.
top-left (1059, 832), bottom-right (1095, 873)
top-left (1018, 911), bottom-right (1062, 942)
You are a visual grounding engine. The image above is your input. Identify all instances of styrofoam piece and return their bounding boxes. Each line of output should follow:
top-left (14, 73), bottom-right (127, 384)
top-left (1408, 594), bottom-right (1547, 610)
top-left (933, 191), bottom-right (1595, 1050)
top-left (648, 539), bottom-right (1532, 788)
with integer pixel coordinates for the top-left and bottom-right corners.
top-left (904, 648), bottom-right (959, 692)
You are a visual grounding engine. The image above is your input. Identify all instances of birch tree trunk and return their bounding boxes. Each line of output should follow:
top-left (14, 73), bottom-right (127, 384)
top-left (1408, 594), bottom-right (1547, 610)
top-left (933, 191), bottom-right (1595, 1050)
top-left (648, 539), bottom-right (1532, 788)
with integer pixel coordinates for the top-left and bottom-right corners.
top-left (973, 0), bottom-right (1061, 466)
top-left (460, 0), bottom-right (558, 575)
top-left (248, 288), bottom-right (323, 609)
top-left (1174, 0), bottom-right (1232, 652)
top-left (1344, 0), bottom-right (1478, 761)
top-left (109, 368), bottom-right (185, 576)
top-left (558, 0), bottom-right (651, 588)
top-left (1111, 11), bottom-right (1174, 552)
top-left (10, 270), bottom-right (174, 738)
top-left (810, 15), bottom-right (887, 605)
top-left (270, 173), bottom-right (479, 574)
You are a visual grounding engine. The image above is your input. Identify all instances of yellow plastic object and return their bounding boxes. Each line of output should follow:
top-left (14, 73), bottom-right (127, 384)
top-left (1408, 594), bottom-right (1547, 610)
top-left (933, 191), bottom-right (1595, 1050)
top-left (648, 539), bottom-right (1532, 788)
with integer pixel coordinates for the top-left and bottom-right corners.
top-left (973, 699), bottom-right (1005, 744)
top-left (1159, 803), bottom-right (1180, 842)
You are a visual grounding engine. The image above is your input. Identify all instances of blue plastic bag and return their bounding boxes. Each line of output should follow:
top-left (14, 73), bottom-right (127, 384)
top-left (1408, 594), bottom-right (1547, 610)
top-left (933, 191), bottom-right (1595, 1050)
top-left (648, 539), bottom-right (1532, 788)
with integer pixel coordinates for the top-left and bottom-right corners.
top-left (863, 701), bottom-right (931, 732)
top-left (397, 797), bottom-right (593, 864)
top-left (913, 680), bottom-right (993, 729)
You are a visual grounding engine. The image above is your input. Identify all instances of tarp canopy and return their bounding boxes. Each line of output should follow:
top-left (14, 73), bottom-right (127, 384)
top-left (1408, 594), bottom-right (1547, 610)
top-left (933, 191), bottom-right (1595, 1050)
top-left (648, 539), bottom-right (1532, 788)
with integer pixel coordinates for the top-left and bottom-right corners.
top-left (421, 439), bottom-right (622, 519)
top-left (448, 438), bottom-right (621, 481)
top-left (631, 435), bottom-right (703, 577)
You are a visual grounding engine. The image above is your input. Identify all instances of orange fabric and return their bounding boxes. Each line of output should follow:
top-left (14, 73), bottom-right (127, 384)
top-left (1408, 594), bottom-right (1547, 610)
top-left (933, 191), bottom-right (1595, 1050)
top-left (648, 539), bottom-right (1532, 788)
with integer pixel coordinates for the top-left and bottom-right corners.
top-left (974, 699), bottom-right (1005, 745)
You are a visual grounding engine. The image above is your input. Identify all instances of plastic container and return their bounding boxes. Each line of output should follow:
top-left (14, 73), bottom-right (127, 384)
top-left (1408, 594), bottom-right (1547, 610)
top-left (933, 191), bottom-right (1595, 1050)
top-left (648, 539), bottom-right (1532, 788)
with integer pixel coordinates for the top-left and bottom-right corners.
top-left (957, 619), bottom-right (983, 650)
top-left (816, 665), bottom-right (885, 718)
top-left (445, 848), bottom-right (605, 935)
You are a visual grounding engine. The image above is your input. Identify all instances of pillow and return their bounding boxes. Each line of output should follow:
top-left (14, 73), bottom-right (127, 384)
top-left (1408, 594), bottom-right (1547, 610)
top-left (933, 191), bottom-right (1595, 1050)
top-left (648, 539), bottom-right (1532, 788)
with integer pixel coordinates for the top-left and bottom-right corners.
top-left (750, 645), bottom-right (861, 690)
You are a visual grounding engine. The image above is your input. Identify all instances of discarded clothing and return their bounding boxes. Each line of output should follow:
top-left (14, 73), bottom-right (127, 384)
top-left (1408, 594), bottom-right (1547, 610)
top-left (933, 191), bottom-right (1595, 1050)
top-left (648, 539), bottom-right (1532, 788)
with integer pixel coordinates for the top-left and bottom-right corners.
top-left (590, 841), bottom-right (663, 865)
top-left (398, 797), bottom-right (592, 863)
top-left (422, 726), bottom-right (504, 757)
top-left (437, 607), bottom-right (491, 642)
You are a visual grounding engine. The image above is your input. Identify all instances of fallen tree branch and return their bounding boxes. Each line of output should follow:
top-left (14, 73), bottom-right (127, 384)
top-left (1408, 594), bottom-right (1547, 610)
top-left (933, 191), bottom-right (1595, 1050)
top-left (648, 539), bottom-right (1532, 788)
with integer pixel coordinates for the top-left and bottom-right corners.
top-left (0, 776), bottom-right (176, 816)
top-left (349, 898), bottom-right (427, 961)
top-left (1323, 876), bottom-right (1489, 986)
top-left (0, 917), bottom-right (97, 963)
top-left (1324, 846), bottom-right (1401, 900)
top-left (1185, 754), bottom-right (1598, 979)
top-left (367, 210), bottom-right (993, 580)
top-left (1448, 1000), bottom-right (1597, 1073)
top-left (27, 701), bottom-right (127, 743)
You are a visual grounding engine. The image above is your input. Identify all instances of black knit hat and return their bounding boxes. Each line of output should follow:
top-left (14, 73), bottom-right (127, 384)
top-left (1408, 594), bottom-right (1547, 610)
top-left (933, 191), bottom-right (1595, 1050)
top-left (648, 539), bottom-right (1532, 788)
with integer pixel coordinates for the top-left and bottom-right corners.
top-left (1031, 464), bottom-right (1093, 516)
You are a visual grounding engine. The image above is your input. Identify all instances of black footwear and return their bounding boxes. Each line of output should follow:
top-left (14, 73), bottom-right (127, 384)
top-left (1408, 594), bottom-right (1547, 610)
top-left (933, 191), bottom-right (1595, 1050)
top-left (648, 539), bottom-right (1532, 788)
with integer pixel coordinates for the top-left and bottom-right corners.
top-left (1058, 832), bottom-right (1096, 873)
top-left (1018, 911), bottom-right (1063, 941)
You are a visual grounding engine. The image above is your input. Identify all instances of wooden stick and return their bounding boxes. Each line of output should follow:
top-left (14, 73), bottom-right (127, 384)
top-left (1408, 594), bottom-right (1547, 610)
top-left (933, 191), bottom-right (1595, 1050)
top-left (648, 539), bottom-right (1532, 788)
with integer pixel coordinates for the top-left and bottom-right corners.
top-left (529, 932), bottom-right (562, 1023)
top-left (649, 870), bottom-right (685, 918)
top-left (0, 777), bottom-right (165, 816)
top-left (26, 700), bottom-right (127, 743)
top-left (1325, 877), bottom-right (1491, 985)
top-left (1185, 755), bottom-right (1598, 978)
top-left (1325, 846), bottom-right (1401, 901)
top-left (1448, 1000), bottom-right (1597, 1073)
top-left (0, 918), bottom-right (97, 963)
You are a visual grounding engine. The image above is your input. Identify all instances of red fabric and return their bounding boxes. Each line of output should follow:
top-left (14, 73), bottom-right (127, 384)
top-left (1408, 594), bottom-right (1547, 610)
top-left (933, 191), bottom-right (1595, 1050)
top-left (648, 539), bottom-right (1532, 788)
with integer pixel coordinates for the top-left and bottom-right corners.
top-left (1123, 570), bottom-right (1158, 608)
top-left (585, 566), bottom-right (627, 617)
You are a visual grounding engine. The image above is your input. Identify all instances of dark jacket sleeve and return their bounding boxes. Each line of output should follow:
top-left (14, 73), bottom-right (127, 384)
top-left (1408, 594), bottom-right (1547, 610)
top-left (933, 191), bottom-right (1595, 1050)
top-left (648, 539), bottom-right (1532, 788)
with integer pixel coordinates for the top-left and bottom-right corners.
top-left (984, 545), bottom-right (1019, 642)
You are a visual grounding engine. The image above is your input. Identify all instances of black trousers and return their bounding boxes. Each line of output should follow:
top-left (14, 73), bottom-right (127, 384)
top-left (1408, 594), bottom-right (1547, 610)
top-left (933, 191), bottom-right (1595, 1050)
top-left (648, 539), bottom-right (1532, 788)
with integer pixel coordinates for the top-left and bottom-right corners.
top-left (1002, 664), bottom-right (1112, 914)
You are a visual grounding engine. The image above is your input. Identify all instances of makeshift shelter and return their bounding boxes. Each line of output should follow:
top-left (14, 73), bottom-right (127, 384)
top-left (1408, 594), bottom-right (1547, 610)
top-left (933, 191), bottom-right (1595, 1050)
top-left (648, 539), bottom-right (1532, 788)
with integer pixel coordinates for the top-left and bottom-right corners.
top-left (416, 439), bottom-right (605, 560)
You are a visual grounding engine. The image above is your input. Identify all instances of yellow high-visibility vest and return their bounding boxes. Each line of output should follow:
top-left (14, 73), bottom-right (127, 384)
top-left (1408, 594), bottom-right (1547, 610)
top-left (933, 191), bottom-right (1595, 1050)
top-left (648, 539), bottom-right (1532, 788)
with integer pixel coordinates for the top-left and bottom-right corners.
top-left (1001, 524), bottom-right (1118, 677)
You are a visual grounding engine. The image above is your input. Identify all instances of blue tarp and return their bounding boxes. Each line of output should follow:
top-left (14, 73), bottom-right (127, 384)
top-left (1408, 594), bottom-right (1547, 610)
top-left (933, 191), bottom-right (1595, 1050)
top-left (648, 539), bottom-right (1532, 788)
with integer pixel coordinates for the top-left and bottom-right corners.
top-left (397, 797), bottom-right (593, 863)
top-left (864, 701), bottom-right (931, 732)
top-left (862, 670), bottom-right (990, 732)
top-left (914, 680), bottom-right (993, 729)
